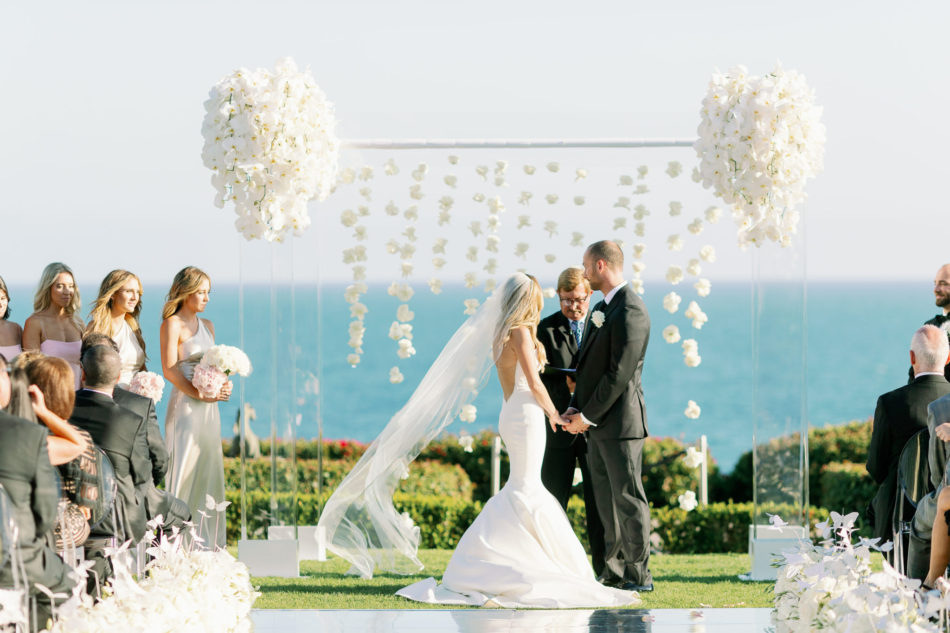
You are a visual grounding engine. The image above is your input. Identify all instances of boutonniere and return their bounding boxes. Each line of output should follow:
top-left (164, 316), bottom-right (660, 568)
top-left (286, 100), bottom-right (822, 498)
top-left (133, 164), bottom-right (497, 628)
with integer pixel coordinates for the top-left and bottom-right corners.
top-left (590, 310), bottom-right (605, 328)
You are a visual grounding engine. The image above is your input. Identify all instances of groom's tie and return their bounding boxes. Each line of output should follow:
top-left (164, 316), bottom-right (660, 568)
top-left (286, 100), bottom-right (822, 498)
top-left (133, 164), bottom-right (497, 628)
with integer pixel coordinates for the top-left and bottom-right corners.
top-left (570, 319), bottom-right (582, 348)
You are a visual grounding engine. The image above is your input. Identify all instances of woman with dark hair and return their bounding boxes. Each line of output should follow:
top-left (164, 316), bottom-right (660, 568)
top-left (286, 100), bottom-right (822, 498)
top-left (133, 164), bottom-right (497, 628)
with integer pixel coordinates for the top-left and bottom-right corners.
top-left (23, 263), bottom-right (84, 389)
top-left (0, 275), bottom-right (22, 360)
top-left (160, 266), bottom-right (230, 548)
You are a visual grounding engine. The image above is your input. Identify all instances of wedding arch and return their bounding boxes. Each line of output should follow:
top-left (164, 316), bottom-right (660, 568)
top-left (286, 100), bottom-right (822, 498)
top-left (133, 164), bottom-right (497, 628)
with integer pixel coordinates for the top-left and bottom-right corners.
top-left (201, 59), bottom-right (823, 578)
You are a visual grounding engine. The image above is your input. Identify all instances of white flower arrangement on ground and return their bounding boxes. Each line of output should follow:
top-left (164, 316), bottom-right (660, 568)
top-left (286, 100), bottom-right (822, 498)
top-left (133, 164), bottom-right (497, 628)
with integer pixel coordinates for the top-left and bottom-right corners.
top-left (695, 64), bottom-right (825, 248)
top-left (772, 512), bottom-right (944, 633)
top-left (46, 508), bottom-right (258, 633)
top-left (128, 371), bottom-right (165, 403)
top-left (201, 57), bottom-right (339, 242)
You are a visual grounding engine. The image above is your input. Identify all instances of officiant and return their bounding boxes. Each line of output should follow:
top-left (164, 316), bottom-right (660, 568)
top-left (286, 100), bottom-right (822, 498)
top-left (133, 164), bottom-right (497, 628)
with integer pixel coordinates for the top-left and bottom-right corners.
top-left (538, 267), bottom-right (605, 574)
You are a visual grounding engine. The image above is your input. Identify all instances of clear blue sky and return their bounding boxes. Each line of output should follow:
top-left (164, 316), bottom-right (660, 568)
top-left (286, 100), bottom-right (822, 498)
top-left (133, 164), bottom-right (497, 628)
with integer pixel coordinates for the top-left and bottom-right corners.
top-left (2, 1), bottom-right (947, 287)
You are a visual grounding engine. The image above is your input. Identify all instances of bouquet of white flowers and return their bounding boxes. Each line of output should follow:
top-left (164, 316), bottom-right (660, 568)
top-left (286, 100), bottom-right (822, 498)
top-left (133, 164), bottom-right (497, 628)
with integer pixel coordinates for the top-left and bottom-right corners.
top-left (191, 345), bottom-right (252, 399)
top-left (128, 371), bottom-right (165, 403)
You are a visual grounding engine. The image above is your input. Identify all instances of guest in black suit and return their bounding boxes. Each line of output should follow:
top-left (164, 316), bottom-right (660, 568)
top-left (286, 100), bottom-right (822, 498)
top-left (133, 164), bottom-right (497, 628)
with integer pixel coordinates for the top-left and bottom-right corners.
top-left (81, 334), bottom-right (190, 532)
top-left (537, 267), bottom-right (605, 575)
top-left (908, 263), bottom-right (950, 383)
top-left (0, 353), bottom-right (77, 625)
top-left (70, 344), bottom-right (150, 544)
top-left (867, 324), bottom-right (950, 560)
top-left (563, 240), bottom-right (652, 592)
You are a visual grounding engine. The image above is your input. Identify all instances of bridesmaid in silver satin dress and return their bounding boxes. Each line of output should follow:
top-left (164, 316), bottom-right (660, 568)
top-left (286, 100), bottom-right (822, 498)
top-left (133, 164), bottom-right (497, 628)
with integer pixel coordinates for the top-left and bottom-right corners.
top-left (159, 266), bottom-right (231, 548)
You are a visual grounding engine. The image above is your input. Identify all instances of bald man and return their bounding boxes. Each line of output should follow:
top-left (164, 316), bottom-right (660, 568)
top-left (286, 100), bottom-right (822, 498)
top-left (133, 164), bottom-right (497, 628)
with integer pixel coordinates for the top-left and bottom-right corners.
top-left (868, 325), bottom-right (950, 569)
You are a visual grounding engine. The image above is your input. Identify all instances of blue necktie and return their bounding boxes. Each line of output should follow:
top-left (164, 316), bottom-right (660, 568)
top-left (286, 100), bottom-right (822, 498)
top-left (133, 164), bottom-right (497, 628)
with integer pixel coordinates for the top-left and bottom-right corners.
top-left (570, 320), bottom-right (582, 348)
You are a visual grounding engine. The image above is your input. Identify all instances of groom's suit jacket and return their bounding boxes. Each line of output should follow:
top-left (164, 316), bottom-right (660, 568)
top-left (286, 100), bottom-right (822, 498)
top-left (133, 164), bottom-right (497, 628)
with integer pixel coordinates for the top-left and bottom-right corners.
top-left (572, 284), bottom-right (650, 439)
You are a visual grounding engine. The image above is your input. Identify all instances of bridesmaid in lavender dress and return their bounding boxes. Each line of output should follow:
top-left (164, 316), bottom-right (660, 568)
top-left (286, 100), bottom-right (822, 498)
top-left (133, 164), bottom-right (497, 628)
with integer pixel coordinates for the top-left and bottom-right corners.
top-left (22, 263), bottom-right (83, 388)
top-left (85, 270), bottom-right (147, 388)
top-left (0, 275), bottom-right (22, 361)
top-left (160, 266), bottom-right (231, 548)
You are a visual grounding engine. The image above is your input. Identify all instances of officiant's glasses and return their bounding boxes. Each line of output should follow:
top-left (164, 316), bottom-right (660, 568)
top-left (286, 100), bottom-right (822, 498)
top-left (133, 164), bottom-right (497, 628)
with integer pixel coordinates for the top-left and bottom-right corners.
top-left (559, 295), bottom-right (589, 306)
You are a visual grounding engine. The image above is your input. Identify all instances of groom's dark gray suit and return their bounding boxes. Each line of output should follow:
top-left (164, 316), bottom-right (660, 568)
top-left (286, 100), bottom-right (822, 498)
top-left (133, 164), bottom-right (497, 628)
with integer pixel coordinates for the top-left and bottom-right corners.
top-left (572, 282), bottom-right (651, 586)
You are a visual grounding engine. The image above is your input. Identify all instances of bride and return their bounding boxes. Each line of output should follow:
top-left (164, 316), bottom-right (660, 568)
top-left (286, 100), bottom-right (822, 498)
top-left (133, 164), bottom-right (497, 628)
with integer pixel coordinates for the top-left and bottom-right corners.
top-left (318, 273), bottom-right (639, 608)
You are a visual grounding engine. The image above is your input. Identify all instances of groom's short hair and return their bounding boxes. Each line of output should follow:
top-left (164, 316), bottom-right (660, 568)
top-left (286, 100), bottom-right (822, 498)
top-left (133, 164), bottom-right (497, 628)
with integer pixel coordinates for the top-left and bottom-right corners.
top-left (587, 240), bottom-right (623, 271)
top-left (557, 267), bottom-right (590, 294)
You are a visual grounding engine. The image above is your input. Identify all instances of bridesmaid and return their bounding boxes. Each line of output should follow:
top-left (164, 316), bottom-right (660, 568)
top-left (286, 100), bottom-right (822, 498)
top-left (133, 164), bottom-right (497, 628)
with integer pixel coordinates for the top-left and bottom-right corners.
top-left (160, 266), bottom-right (230, 548)
top-left (22, 263), bottom-right (83, 389)
top-left (85, 270), bottom-right (147, 388)
top-left (0, 275), bottom-right (22, 361)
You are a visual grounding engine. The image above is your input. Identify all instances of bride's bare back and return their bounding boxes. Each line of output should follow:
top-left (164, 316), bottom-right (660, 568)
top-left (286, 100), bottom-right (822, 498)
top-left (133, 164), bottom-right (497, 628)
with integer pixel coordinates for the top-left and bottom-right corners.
top-left (495, 327), bottom-right (560, 426)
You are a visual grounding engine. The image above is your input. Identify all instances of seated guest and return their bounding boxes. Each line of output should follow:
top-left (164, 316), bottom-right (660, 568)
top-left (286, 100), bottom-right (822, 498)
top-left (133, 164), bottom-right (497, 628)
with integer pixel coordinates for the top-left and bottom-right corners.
top-left (910, 389), bottom-right (950, 581)
top-left (22, 263), bottom-right (84, 389)
top-left (70, 344), bottom-right (150, 545)
top-left (924, 396), bottom-right (950, 587)
top-left (26, 356), bottom-right (100, 557)
top-left (5, 354), bottom-right (87, 465)
top-left (866, 325), bottom-right (950, 563)
top-left (81, 334), bottom-right (190, 532)
top-left (0, 353), bottom-right (78, 625)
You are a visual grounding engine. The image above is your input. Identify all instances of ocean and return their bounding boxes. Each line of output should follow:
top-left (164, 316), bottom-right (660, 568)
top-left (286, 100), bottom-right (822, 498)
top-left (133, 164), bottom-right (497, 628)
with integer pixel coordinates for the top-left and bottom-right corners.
top-left (3, 281), bottom-right (932, 472)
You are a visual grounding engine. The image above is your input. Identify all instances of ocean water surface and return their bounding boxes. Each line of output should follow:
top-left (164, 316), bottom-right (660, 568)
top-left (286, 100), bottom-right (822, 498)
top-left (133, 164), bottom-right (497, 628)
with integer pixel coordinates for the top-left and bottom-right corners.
top-left (4, 281), bottom-right (931, 471)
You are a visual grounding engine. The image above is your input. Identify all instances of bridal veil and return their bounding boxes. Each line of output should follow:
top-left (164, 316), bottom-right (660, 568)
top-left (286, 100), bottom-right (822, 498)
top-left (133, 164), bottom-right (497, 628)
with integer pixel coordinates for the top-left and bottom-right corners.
top-left (317, 273), bottom-right (533, 578)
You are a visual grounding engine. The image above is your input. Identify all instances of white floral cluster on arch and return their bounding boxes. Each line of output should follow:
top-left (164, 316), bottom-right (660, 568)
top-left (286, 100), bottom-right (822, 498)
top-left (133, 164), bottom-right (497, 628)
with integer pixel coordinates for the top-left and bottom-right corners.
top-left (201, 57), bottom-right (340, 242)
top-left (694, 64), bottom-right (825, 248)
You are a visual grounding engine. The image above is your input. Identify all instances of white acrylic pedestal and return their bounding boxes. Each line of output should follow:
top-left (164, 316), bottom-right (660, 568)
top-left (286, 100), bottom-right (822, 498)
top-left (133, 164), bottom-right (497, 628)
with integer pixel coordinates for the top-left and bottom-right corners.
top-left (268, 525), bottom-right (327, 561)
top-left (740, 524), bottom-right (808, 581)
top-left (238, 538), bottom-right (299, 577)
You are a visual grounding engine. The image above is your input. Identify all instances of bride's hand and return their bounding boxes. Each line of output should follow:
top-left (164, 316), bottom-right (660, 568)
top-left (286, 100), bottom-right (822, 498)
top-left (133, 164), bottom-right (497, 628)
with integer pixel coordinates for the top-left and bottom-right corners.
top-left (218, 380), bottom-right (233, 402)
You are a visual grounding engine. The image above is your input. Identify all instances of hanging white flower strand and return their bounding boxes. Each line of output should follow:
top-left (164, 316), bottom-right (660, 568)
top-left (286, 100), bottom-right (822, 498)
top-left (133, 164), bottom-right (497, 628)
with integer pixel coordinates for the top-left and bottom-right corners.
top-left (201, 57), bottom-right (339, 242)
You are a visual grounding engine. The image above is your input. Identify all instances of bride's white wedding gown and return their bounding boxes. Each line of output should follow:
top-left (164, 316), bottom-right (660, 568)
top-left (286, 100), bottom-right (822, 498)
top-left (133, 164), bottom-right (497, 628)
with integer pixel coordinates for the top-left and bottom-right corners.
top-left (397, 363), bottom-right (639, 608)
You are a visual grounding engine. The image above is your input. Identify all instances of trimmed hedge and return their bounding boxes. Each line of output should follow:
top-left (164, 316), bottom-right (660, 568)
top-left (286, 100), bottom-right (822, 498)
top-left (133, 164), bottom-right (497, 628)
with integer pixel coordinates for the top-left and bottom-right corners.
top-left (223, 457), bottom-right (474, 500)
top-left (224, 431), bottom-right (712, 507)
top-left (225, 491), bottom-right (481, 549)
top-left (650, 503), bottom-right (832, 554)
top-left (224, 491), bottom-right (833, 555)
top-left (716, 419), bottom-right (873, 507)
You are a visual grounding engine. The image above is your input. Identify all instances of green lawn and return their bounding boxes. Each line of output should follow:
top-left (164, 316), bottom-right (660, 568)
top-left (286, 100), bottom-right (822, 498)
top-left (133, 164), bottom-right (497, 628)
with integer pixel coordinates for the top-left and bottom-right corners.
top-left (249, 551), bottom-right (784, 610)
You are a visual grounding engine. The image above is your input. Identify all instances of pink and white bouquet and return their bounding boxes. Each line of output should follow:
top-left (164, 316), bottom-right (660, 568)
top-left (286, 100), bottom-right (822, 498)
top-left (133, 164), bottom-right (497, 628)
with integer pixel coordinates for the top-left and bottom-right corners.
top-left (128, 371), bottom-right (166, 403)
top-left (191, 345), bottom-right (252, 399)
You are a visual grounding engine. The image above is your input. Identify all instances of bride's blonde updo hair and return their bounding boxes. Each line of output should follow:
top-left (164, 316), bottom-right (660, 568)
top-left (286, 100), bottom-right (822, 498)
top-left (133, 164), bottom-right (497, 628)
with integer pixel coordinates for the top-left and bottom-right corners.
top-left (161, 266), bottom-right (210, 320)
top-left (494, 273), bottom-right (547, 368)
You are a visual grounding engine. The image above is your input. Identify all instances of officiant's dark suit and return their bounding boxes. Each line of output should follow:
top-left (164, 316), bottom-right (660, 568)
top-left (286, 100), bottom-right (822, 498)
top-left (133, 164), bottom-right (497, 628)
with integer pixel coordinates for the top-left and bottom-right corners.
top-left (537, 280), bottom-right (605, 574)
top-left (571, 242), bottom-right (652, 589)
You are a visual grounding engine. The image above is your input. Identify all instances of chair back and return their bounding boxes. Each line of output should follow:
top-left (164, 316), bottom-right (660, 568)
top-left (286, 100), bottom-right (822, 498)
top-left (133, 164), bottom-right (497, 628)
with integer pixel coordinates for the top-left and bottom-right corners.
top-left (85, 448), bottom-right (118, 530)
top-left (897, 428), bottom-right (932, 507)
top-left (0, 483), bottom-right (15, 572)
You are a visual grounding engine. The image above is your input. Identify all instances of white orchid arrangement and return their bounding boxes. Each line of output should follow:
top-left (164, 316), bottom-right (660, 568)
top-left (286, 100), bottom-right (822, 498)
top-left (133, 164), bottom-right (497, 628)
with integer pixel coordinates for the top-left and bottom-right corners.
top-left (695, 64), bottom-right (825, 248)
top-left (44, 501), bottom-right (258, 633)
top-left (772, 512), bottom-right (945, 633)
top-left (201, 57), bottom-right (339, 242)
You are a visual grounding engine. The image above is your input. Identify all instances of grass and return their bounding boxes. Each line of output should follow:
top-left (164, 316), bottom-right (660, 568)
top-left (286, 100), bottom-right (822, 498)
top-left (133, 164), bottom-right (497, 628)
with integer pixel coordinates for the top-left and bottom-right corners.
top-left (247, 550), bottom-right (781, 610)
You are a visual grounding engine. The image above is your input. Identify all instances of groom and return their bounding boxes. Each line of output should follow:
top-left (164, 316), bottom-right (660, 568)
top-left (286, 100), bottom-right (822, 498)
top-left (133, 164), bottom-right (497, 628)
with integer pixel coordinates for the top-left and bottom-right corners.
top-left (562, 240), bottom-right (653, 592)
